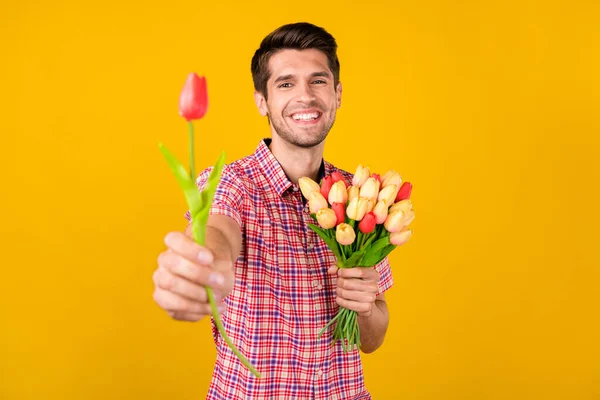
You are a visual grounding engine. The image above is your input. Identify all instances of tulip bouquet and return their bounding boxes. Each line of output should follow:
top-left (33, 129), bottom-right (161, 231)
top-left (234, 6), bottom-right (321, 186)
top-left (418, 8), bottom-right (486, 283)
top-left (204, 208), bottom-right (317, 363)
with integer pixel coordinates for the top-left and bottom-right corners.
top-left (158, 73), bottom-right (260, 377)
top-left (299, 166), bottom-right (414, 352)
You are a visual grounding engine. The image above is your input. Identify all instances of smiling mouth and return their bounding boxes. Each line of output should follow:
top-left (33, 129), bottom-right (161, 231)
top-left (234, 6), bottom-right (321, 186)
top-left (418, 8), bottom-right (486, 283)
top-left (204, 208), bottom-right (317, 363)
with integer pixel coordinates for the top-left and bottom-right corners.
top-left (290, 111), bottom-right (322, 122)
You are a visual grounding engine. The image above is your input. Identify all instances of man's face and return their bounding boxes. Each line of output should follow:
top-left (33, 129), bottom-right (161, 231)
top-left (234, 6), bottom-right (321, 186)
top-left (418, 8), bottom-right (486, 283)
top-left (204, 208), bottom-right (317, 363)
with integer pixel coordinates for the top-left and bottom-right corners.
top-left (255, 49), bottom-right (342, 148)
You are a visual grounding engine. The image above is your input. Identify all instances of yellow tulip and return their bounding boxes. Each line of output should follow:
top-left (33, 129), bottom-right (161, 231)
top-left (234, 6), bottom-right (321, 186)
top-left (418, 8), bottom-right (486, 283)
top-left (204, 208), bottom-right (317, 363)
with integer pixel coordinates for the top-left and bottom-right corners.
top-left (316, 208), bottom-right (337, 229)
top-left (384, 210), bottom-right (405, 233)
top-left (389, 199), bottom-right (412, 214)
top-left (382, 170), bottom-right (402, 189)
top-left (336, 223), bottom-right (356, 245)
top-left (378, 184), bottom-right (398, 206)
top-left (352, 164), bottom-right (371, 187)
top-left (346, 197), bottom-right (369, 221)
top-left (298, 177), bottom-right (320, 199)
top-left (328, 181), bottom-right (348, 205)
top-left (347, 185), bottom-right (360, 203)
top-left (402, 209), bottom-right (415, 227)
top-left (373, 199), bottom-right (389, 224)
top-left (308, 191), bottom-right (329, 214)
top-left (359, 177), bottom-right (380, 200)
top-left (390, 229), bottom-right (412, 246)
top-left (366, 198), bottom-right (377, 212)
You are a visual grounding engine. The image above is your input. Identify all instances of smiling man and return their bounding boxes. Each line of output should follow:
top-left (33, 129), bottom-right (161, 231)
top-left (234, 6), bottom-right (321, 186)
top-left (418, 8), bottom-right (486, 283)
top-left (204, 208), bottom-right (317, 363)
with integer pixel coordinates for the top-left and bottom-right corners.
top-left (153, 22), bottom-right (398, 399)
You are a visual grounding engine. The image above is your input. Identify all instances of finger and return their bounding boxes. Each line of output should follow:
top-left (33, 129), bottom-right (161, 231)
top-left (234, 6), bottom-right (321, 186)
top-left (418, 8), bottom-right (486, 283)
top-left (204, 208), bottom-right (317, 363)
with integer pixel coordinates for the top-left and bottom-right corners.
top-left (327, 265), bottom-right (338, 275)
top-left (164, 231), bottom-right (214, 265)
top-left (168, 310), bottom-right (207, 322)
top-left (338, 267), bottom-right (380, 281)
top-left (168, 302), bottom-right (227, 322)
top-left (153, 267), bottom-right (217, 303)
top-left (337, 277), bottom-right (379, 294)
top-left (336, 297), bottom-right (372, 316)
top-left (336, 287), bottom-right (376, 304)
top-left (153, 287), bottom-right (208, 314)
top-left (157, 251), bottom-right (226, 290)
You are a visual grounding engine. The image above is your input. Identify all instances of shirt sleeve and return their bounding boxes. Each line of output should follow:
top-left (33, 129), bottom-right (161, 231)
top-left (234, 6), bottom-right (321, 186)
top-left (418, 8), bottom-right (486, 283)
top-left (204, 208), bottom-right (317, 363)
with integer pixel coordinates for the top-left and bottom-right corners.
top-left (184, 163), bottom-right (245, 229)
top-left (374, 256), bottom-right (394, 297)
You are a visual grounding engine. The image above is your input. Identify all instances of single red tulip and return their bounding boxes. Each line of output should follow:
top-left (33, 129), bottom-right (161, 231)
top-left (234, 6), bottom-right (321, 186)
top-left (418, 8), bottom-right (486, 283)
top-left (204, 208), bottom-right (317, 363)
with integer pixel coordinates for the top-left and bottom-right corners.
top-left (395, 181), bottom-right (412, 202)
top-left (320, 176), bottom-right (334, 199)
top-left (179, 73), bottom-right (208, 121)
top-left (358, 212), bottom-right (377, 234)
top-left (331, 171), bottom-right (346, 187)
top-left (332, 202), bottom-right (345, 226)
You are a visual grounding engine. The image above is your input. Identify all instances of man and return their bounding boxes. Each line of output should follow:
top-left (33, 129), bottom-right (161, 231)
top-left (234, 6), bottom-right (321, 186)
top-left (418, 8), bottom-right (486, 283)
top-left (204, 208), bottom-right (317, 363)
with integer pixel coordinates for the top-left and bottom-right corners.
top-left (153, 22), bottom-right (400, 399)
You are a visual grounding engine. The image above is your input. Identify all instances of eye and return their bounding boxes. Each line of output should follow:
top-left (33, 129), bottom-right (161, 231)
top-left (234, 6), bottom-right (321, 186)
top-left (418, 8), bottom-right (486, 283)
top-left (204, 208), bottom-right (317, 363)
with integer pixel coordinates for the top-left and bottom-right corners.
top-left (278, 82), bottom-right (293, 88)
top-left (313, 80), bottom-right (327, 84)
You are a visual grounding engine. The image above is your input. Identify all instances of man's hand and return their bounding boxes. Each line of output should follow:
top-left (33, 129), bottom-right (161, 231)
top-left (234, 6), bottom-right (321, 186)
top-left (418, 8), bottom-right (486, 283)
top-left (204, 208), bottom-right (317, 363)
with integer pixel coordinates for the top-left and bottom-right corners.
top-left (153, 231), bottom-right (234, 322)
top-left (327, 265), bottom-right (380, 317)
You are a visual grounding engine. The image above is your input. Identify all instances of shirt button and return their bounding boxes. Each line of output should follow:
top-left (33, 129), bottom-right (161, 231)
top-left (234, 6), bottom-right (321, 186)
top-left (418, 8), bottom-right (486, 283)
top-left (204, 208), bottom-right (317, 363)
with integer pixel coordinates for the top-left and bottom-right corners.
top-left (307, 243), bottom-right (314, 250)
top-left (317, 284), bottom-right (323, 290)
top-left (316, 369), bottom-right (323, 378)
top-left (312, 280), bottom-right (319, 287)
top-left (292, 186), bottom-right (299, 192)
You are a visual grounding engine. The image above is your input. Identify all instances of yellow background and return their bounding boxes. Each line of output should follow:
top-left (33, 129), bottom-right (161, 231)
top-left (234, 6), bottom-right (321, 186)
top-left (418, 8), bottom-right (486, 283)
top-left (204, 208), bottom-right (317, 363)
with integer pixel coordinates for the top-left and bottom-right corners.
top-left (1, 0), bottom-right (599, 399)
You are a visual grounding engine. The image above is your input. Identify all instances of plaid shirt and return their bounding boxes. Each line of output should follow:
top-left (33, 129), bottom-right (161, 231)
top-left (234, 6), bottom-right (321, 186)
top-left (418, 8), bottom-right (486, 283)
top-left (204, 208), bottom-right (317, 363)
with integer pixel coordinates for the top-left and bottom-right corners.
top-left (186, 139), bottom-right (393, 400)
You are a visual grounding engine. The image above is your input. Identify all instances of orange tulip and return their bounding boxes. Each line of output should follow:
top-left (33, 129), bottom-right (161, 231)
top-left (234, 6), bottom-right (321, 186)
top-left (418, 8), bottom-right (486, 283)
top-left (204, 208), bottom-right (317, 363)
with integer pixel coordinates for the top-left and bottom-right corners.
top-left (381, 170), bottom-right (402, 189)
top-left (378, 184), bottom-right (398, 205)
top-left (308, 191), bottom-right (328, 214)
top-left (316, 208), bottom-right (337, 229)
top-left (346, 197), bottom-right (369, 221)
top-left (359, 177), bottom-right (380, 200)
top-left (390, 199), bottom-right (412, 214)
top-left (390, 229), bottom-right (412, 246)
top-left (384, 210), bottom-right (405, 233)
top-left (352, 164), bottom-right (370, 187)
top-left (366, 198), bottom-right (377, 212)
top-left (336, 223), bottom-right (356, 245)
top-left (347, 185), bottom-right (359, 203)
top-left (403, 209), bottom-right (415, 227)
top-left (299, 177), bottom-right (320, 199)
top-left (328, 181), bottom-right (348, 205)
top-left (373, 200), bottom-right (389, 224)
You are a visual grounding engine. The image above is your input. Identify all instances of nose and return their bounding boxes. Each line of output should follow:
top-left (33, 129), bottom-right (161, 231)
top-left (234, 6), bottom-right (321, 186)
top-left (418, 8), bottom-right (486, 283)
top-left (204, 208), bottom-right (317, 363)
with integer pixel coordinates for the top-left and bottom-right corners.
top-left (296, 82), bottom-right (316, 103)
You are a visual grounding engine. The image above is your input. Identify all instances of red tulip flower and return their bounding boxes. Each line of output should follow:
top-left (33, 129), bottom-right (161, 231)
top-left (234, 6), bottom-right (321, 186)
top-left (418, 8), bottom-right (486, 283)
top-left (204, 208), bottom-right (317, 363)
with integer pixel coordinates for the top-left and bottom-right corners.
top-left (179, 73), bottom-right (208, 121)
top-left (320, 175), bottom-right (334, 199)
top-left (395, 181), bottom-right (413, 202)
top-left (178, 72), bottom-right (209, 181)
top-left (358, 212), bottom-right (377, 233)
top-left (331, 202), bottom-right (345, 225)
top-left (331, 171), bottom-right (346, 187)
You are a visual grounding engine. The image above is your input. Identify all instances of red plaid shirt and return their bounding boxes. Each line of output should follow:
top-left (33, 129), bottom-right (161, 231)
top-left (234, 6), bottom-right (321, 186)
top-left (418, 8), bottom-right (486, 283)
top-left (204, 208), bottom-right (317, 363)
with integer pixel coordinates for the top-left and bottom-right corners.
top-left (185, 139), bottom-right (394, 399)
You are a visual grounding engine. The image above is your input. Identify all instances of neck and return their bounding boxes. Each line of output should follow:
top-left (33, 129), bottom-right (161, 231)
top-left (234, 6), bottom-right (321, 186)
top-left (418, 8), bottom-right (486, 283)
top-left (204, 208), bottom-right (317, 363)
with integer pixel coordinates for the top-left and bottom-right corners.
top-left (268, 136), bottom-right (324, 184)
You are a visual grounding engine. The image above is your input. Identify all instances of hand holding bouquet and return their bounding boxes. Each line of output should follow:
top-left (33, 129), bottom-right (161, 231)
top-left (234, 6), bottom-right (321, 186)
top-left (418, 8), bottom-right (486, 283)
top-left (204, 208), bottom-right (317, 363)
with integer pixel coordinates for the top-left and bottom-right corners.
top-left (299, 166), bottom-right (415, 352)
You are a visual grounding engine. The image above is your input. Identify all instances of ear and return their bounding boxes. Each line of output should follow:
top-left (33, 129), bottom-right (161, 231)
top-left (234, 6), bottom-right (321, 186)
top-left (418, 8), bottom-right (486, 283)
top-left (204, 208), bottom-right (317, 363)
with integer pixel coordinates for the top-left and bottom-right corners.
top-left (336, 81), bottom-right (343, 108)
top-left (254, 91), bottom-right (268, 117)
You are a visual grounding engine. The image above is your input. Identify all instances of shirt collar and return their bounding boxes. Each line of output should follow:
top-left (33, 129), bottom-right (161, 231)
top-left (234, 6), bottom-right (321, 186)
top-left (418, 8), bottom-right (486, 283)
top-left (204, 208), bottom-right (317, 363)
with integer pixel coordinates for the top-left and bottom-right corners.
top-left (254, 138), bottom-right (329, 197)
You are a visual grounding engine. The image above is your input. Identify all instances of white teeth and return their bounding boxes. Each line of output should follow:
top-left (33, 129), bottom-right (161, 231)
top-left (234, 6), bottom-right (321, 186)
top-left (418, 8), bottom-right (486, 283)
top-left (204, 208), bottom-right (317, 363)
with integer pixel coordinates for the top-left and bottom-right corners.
top-left (292, 112), bottom-right (319, 121)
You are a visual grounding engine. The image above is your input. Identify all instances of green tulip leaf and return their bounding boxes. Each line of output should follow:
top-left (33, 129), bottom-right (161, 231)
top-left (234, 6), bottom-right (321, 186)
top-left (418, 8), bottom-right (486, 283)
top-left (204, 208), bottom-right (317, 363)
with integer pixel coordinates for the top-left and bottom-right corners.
top-left (308, 224), bottom-right (343, 260)
top-left (158, 142), bottom-right (202, 215)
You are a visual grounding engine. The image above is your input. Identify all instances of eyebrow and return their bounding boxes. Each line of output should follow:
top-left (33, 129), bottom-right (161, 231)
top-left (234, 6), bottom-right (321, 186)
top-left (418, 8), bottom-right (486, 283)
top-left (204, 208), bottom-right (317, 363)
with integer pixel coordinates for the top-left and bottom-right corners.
top-left (273, 71), bottom-right (332, 84)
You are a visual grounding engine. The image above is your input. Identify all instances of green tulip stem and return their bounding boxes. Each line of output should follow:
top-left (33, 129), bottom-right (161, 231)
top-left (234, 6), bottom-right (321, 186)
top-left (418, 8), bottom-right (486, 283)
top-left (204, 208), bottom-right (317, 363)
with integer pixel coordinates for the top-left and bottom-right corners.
top-left (204, 283), bottom-right (261, 378)
top-left (188, 121), bottom-right (195, 181)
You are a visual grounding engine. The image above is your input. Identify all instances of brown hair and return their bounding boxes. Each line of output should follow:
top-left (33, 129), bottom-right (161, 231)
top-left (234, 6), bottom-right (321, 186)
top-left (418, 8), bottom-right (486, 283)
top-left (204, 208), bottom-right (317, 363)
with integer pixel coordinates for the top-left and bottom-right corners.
top-left (251, 22), bottom-right (340, 100)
